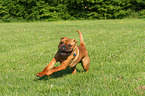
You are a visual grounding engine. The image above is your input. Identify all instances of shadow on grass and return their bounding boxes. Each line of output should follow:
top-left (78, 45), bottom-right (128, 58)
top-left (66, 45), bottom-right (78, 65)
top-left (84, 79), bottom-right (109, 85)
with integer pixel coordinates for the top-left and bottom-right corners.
top-left (34, 68), bottom-right (84, 81)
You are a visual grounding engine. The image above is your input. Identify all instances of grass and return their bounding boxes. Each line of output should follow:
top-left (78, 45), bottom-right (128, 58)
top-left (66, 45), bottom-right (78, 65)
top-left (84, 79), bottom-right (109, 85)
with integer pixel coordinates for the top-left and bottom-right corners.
top-left (0, 19), bottom-right (145, 96)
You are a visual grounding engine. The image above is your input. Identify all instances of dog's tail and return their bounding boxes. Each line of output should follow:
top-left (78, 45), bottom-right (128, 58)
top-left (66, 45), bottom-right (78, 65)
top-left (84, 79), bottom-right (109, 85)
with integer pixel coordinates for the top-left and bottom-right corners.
top-left (77, 30), bottom-right (85, 46)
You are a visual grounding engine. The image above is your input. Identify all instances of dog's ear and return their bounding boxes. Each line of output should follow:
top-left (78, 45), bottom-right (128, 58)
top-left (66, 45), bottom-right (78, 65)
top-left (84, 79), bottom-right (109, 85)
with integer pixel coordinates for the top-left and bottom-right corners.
top-left (73, 39), bottom-right (77, 43)
top-left (60, 37), bottom-right (64, 40)
top-left (60, 37), bottom-right (68, 40)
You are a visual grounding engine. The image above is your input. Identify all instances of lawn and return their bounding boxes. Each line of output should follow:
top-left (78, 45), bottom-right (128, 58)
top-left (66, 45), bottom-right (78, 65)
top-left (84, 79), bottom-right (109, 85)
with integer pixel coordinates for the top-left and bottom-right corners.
top-left (0, 19), bottom-right (145, 96)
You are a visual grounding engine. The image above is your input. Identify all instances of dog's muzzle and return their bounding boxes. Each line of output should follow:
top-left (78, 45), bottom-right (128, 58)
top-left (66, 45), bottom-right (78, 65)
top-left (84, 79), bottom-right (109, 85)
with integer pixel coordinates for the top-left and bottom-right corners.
top-left (59, 45), bottom-right (73, 56)
top-left (59, 50), bottom-right (72, 56)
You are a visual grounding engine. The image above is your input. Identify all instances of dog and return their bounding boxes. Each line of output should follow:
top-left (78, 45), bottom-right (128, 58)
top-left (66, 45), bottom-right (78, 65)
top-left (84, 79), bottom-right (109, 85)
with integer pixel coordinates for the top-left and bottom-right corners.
top-left (36, 30), bottom-right (90, 77)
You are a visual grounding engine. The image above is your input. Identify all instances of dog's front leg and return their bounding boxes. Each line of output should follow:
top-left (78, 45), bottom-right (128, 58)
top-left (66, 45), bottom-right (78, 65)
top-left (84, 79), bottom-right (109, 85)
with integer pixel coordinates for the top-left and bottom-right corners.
top-left (36, 58), bottom-right (56, 77)
top-left (45, 56), bottom-right (73, 76)
top-left (45, 64), bottom-right (67, 76)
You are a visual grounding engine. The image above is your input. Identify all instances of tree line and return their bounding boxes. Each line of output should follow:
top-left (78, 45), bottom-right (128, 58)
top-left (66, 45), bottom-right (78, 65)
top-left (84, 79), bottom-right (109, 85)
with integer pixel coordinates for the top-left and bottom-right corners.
top-left (0, 0), bottom-right (145, 22)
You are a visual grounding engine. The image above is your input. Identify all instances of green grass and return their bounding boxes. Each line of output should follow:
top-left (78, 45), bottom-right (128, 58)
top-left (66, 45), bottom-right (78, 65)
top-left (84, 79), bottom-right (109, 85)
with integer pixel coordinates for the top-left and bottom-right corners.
top-left (0, 19), bottom-right (145, 96)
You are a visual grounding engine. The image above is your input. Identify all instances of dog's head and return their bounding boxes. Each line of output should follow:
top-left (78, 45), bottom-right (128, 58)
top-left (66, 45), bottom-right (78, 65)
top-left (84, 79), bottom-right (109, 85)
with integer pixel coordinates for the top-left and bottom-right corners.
top-left (58, 37), bottom-right (77, 57)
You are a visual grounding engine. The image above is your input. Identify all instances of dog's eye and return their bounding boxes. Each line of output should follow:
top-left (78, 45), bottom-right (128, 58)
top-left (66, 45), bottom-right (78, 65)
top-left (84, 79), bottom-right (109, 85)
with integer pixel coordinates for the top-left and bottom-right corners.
top-left (68, 45), bottom-right (72, 47)
top-left (60, 42), bottom-right (63, 45)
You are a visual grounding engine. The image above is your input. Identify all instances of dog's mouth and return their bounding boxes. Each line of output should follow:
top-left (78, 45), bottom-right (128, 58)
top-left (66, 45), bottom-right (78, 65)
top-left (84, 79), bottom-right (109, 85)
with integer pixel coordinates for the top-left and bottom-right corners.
top-left (59, 50), bottom-right (72, 56)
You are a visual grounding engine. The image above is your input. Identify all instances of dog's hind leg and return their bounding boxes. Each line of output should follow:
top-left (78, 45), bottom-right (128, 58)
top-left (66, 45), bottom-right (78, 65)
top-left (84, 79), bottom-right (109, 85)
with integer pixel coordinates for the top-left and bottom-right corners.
top-left (71, 66), bottom-right (77, 74)
top-left (81, 56), bottom-right (90, 72)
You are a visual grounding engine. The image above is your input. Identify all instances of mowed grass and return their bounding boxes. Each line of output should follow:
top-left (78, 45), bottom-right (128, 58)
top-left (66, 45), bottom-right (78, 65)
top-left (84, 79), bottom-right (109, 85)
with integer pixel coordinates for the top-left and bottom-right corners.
top-left (0, 19), bottom-right (145, 96)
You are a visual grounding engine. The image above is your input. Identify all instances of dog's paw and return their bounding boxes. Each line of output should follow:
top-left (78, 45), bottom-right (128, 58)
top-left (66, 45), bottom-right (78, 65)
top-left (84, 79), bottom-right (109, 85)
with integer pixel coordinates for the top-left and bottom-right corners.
top-left (36, 72), bottom-right (45, 77)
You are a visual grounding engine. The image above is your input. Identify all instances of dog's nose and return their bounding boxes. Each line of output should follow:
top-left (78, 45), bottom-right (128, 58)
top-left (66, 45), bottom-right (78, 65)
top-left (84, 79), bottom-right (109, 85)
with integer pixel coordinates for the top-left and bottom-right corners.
top-left (61, 45), bottom-right (66, 50)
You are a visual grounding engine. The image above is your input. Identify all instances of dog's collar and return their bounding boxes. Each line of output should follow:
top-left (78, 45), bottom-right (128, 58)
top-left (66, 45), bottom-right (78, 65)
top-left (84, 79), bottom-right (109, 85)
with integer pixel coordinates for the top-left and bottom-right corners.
top-left (73, 45), bottom-right (77, 56)
top-left (69, 47), bottom-right (79, 67)
top-left (73, 53), bottom-right (76, 56)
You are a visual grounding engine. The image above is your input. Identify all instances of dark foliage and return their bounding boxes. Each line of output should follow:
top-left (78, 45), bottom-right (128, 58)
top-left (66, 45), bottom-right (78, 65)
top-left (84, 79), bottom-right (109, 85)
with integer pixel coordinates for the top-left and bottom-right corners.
top-left (0, 0), bottom-right (145, 22)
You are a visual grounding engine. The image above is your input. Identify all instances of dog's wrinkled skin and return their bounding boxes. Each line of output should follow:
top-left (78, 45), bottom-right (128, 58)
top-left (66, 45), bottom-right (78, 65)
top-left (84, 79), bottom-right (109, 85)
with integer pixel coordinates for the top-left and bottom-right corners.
top-left (36, 30), bottom-right (90, 77)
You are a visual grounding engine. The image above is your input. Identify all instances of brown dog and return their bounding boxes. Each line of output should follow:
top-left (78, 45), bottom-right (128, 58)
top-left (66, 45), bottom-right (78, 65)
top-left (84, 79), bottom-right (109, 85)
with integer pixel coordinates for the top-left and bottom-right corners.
top-left (36, 30), bottom-right (90, 77)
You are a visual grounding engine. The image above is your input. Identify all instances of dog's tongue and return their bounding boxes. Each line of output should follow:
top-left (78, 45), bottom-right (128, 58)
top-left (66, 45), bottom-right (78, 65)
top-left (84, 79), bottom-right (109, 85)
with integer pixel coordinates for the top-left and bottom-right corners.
top-left (61, 52), bottom-right (70, 56)
top-left (60, 52), bottom-right (66, 55)
top-left (63, 53), bottom-right (67, 55)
